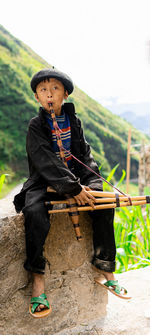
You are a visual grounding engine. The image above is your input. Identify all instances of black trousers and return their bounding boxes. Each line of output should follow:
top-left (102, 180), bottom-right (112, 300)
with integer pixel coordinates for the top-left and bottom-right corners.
top-left (22, 184), bottom-right (116, 274)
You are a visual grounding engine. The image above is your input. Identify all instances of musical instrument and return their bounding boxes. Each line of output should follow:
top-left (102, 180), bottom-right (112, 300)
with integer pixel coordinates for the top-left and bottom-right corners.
top-left (45, 189), bottom-right (150, 240)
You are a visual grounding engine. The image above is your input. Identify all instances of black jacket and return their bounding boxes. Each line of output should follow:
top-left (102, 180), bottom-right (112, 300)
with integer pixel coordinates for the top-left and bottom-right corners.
top-left (14, 103), bottom-right (102, 212)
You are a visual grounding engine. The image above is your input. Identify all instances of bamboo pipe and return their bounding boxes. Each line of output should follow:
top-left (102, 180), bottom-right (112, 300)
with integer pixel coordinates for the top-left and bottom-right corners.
top-left (46, 186), bottom-right (150, 236)
top-left (48, 199), bottom-right (148, 214)
top-left (88, 191), bottom-right (125, 198)
top-left (46, 187), bottom-right (82, 240)
top-left (67, 197), bottom-right (82, 241)
top-left (45, 195), bottom-right (149, 206)
top-left (47, 187), bottom-right (126, 198)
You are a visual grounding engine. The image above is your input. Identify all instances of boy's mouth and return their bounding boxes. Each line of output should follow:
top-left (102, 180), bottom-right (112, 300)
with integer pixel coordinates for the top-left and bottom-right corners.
top-left (48, 102), bottom-right (53, 107)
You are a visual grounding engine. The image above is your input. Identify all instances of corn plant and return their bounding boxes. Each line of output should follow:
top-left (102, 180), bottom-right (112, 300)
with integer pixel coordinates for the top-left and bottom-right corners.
top-left (101, 164), bottom-right (150, 273)
top-left (103, 163), bottom-right (120, 191)
top-left (115, 205), bottom-right (150, 273)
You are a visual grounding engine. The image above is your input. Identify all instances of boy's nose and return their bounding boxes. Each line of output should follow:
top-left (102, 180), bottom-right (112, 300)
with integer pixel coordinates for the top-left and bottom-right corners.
top-left (47, 90), bottom-right (52, 97)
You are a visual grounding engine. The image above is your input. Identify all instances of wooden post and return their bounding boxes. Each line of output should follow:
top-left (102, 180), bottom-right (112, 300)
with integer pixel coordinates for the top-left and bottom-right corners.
top-left (139, 140), bottom-right (146, 195)
top-left (126, 128), bottom-right (131, 194)
top-left (143, 140), bottom-right (146, 191)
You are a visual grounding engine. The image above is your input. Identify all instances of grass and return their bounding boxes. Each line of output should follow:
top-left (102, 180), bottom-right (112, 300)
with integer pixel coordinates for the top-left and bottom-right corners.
top-left (118, 182), bottom-right (139, 195)
top-left (103, 166), bottom-right (150, 274)
top-left (114, 182), bottom-right (150, 273)
top-left (114, 204), bottom-right (150, 273)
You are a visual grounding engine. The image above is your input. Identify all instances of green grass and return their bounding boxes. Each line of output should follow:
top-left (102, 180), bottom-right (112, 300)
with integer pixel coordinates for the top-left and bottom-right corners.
top-left (114, 204), bottom-right (150, 273)
top-left (118, 182), bottom-right (139, 195)
top-left (104, 167), bottom-right (150, 274)
top-left (114, 181), bottom-right (150, 273)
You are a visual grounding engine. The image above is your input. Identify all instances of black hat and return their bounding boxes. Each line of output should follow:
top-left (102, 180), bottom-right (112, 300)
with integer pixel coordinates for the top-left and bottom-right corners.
top-left (31, 68), bottom-right (74, 95)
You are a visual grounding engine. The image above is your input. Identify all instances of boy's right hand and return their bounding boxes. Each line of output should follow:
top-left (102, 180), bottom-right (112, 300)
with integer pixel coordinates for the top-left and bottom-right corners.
top-left (73, 186), bottom-right (96, 209)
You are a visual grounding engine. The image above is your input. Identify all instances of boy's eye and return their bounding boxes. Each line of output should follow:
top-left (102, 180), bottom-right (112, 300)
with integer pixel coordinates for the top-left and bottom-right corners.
top-left (41, 88), bottom-right (46, 92)
top-left (53, 86), bottom-right (58, 90)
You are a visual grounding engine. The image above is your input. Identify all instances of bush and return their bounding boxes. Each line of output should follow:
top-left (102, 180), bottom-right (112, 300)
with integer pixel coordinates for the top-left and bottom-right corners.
top-left (0, 34), bottom-right (18, 55)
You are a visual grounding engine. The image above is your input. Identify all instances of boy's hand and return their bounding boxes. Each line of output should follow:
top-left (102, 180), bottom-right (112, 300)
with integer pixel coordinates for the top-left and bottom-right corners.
top-left (73, 186), bottom-right (96, 209)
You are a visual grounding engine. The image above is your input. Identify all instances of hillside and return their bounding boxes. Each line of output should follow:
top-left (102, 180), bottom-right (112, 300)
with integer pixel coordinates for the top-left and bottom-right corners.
top-left (0, 25), bottom-right (148, 182)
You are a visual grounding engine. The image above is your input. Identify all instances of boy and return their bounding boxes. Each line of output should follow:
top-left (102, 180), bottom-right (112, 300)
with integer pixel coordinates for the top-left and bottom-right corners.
top-left (14, 68), bottom-right (130, 318)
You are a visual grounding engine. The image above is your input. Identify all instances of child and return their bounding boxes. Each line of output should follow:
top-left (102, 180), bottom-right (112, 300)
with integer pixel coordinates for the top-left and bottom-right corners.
top-left (14, 68), bottom-right (130, 318)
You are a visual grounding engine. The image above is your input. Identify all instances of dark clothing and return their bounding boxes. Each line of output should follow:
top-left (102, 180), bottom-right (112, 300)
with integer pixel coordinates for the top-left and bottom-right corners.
top-left (22, 184), bottom-right (115, 274)
top-left (14, 103), bottom-right (103, 213)
top-left (14, 103), bottom-right (116, 273)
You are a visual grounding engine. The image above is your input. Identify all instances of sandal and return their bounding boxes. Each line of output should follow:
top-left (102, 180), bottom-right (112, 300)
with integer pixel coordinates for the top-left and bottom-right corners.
top-left (94, 278), bottom-right (131, 299)
top-left (29, 293), bottom-right (52, 318)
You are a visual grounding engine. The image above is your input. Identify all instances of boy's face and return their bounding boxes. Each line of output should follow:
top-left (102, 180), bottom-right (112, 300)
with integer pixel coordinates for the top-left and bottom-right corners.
top-left (35, 78), bottom-right (68, 115)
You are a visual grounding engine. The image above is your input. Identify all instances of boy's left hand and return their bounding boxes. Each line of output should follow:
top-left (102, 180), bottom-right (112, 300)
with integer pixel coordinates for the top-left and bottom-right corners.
top-left (73, 185), bottom-right (96, 209)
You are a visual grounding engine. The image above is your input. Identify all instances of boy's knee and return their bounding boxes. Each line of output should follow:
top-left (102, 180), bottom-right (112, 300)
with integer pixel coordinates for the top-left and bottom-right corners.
top-left (89, 208), bottom-right (114, 222)
top-left (23, 202), bottom-right (47, 217)
top-left (23, 203), bottom-right (50, 234)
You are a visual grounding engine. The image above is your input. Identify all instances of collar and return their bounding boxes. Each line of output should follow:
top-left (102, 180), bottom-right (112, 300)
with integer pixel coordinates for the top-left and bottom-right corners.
top-left (39, 103), bottom-right (76, 124)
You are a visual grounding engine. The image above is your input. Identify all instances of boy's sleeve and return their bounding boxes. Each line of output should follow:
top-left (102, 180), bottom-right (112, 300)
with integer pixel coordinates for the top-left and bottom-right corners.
top-left (26, 122), bottom-right (82, 196)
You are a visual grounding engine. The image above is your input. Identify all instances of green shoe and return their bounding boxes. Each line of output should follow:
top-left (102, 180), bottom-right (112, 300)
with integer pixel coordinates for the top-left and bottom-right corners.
top-left (29, 293), bottom-right (52, 318)
top-left (95, 278), bottom-right (131, 299)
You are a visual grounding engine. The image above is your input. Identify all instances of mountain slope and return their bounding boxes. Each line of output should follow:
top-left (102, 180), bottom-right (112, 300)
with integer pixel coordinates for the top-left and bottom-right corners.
top-left (0, 25), bottom-right (148, 181)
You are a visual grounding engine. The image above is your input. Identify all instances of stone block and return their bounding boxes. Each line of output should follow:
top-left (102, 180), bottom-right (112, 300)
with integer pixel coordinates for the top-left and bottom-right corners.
top-left (0, 212), bottom-right (107, 334)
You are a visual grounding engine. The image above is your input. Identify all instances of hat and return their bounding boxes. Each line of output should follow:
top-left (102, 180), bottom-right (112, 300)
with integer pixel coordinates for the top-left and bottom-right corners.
top-left (31, 68), bottom-right (74, 95)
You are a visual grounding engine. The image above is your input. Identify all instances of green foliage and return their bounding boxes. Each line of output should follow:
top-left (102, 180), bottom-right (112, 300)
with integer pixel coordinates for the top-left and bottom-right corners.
top-left (0, 34), bottom-right (18, 55)
top-left (0, 174), bottom-right (5, 192)
top-left (71, 87), bottom-right (147, 179)
top-left (103, 163), bottom-right (119, 191)
top-left (115, 205), bottom-right (150, 273)
top-left (0, 174), bottom-right (7, 192)
top-left (116, 169), bottom-right (126, 188)
top-left (85, 128), bottom-right (104, 153)
top-left (104, 165), bottom-right (150, 274)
